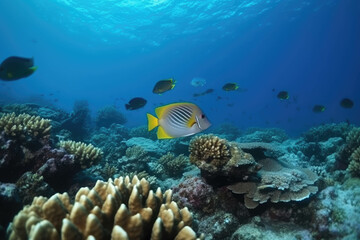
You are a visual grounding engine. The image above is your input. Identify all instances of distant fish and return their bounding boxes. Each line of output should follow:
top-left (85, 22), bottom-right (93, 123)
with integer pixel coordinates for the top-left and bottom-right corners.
top-left (0, 56), bottom-right (37, 81)
top-left (222, 83), bottom-right (239, 91)
top-left (193, 88), bottom-right (214, 97)
top-left (340, 98), bottom-right (354, 109)
top-left (153, 78), bottom-right (176, 94)
top-left (191, 77), bottom-right (206, 87)
top-left (147, 102), bottom-right (211, 139)
top-left (277, 91), bottom-right (289, 100)
top-left (125, 97), bottom-right (147, 110)
top-left (312, 105), bottom-right (326, 113)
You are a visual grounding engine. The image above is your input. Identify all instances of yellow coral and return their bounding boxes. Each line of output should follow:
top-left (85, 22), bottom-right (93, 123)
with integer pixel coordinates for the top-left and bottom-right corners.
top-left (0, 112), bottom-right (51, 139)
top-left (59, 140), bottom-right (103, 169)
top-left (189, 134), bottom-right (231, 167)
top-left (9, 175), bottom-right (204, 240)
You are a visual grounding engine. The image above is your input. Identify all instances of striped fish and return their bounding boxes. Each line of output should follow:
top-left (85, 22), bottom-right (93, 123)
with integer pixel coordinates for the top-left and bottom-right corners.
top-left (147, 102), bottom-right (211, 139)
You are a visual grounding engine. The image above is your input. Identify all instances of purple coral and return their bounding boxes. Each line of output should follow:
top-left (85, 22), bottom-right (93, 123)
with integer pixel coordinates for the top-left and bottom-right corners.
top-left (172, 177), bottom-right (215, 212)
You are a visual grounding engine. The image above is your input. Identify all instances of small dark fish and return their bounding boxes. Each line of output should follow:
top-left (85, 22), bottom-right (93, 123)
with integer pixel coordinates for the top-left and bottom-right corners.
top-left (153, 78), bottom-right (176, 94)
top-left (272, 88), bottom-right (276, 92)
top-left (125, 97), bottom-right (147, 110)
top-left (193, 88), bottom-right (214, 97)
top-left (277, 91), bottom-right (289, 100)
top-left (227, 103), bottom-right (234, 107)
top-left (340, 98), bottom-right (354, 108)
top-left (216, 96), bottom-right (222, 100)
top-left (0, 56), bottom-right (37, 81)
top-left (54, 99), bottom-right (58, 102)
top-left (312, 105), bottom-right (326, 113)
top-left (222, 83), bottom-right (239, 91)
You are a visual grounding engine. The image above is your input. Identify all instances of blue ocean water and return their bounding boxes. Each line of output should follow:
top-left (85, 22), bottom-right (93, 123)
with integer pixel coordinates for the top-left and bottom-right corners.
top-left (0, 0), bottom-right (359, 136)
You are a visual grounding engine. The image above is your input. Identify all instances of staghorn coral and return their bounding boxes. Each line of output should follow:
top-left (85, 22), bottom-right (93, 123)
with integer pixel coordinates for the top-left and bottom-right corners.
top-left (59, 140), bottom-right (103, 169)
top-left (8, 175), bottom-right (204, 240)
top-left (1, 103), bottom-right (38, 115)
top-left (228, 158), bottom-right (318, 209)
top-left (0, 112), bottom-right (51, 140)
top-left (158, 152), bottom-right (189, 178)
top-left (189, 135), bottom-right (261, 183)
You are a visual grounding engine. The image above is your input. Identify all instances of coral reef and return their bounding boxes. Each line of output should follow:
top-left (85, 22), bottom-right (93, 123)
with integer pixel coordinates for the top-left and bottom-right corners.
top-left (336, 127), bottom-right (360, 171)
top-left (158, 152), bottom-right (190, 178)
top-left (348, 146), bottom-right (360, 176)
top-left (172, 177), bottom-right (216, 213)
top-left (59, 140), bottom-right (103, 169)
top-left (236, 127), bottom-right (288, 143)
top-left (118, 146), bottom-right (151, 173)
top-left (189, 134), bottom-right (261, 183)
top-left (228, 158), bottom-right (318, 209)
top-left (129, 125), bottom-right (157, 140)
top-left (303, 122), bottom-right (353, 143)
top-left (15, 172), bottom-right (55, 205)
top-left (8, 175), bottom-right (204, 240)
top-left (0, 113), bottom-right (51, 141)
top-left (211, 123), bottom-right (241, 141)
top-left (59, 100), bottom-right (91, 141)
top-left (95, 106), bottom-right (127, 128)
top-left (90, 124), bottom-right (129, 162)
top-left (125, 137), bottom-right (167, 157)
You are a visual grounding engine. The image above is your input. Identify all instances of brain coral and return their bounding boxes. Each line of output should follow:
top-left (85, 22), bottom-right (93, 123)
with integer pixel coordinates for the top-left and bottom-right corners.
top-left (8, 175), bottom-right (203, 240)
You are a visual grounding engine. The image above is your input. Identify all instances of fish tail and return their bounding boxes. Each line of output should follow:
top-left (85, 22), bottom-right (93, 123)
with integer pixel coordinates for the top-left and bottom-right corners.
top-left (125, 104), bottom-right (130, 110)
top-left (147, 113), bottom-right (158, 131)
top-left (29, 66), bottom-right (38, 72)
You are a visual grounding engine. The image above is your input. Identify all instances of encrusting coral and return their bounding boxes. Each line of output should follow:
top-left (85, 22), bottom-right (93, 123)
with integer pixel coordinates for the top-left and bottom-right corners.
top-left (8, 175), bottom-right (204, 240)
top-left (59, 140), bottom-right (103, 169)
top-left (0, 112), bottom-right (51, 140)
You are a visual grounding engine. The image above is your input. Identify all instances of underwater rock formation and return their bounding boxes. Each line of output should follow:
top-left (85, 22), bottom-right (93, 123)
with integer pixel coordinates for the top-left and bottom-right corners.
top-left (8, 175), bottom-right (203, 240)
top-left (303, 122), bottom-right (353, 143)
top-left (95, 106), bottom-right (127, 129)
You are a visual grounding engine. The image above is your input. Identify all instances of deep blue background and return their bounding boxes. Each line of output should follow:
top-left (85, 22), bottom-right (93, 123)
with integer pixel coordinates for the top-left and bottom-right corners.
top-left (0, 0), bottom-right (359, 136)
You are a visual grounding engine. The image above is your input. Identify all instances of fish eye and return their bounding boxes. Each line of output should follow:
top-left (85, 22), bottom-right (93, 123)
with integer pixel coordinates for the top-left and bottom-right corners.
top-left (201, 114), bottom-right (205, 119)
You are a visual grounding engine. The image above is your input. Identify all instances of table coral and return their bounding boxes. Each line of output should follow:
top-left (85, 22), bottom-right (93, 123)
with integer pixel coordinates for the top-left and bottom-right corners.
top-left (8, 175), bottom-right (204, 240)
top-left (228, 158), bottom-right (318, 209)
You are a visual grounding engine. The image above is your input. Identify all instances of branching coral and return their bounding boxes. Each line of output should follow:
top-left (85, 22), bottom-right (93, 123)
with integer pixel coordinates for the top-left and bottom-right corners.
top-left (0, 113), bottom-right (51, 140)
top-left (119, 146), bottom-right (150, 173)
top-left (158, 152), bottom-right (189, 178)
top-left (8, 175), bottom-right (204, 240)
top-left (59, 140), bottom-right (103, 169)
